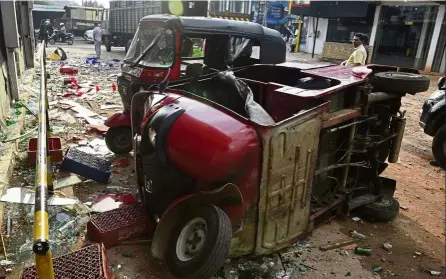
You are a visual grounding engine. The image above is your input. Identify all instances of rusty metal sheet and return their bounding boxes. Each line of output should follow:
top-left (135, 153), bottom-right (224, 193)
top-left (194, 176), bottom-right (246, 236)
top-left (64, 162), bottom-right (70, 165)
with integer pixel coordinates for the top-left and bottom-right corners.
top-left (254, 110), bottom-right (323, 255)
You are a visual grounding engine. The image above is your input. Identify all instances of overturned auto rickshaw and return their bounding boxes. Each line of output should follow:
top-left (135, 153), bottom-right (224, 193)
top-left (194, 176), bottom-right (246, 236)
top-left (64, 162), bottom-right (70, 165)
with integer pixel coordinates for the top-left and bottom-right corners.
top-left (104, 15), bottom-right (286, 154)
top-left (128, 47), bottom-right (430, 278)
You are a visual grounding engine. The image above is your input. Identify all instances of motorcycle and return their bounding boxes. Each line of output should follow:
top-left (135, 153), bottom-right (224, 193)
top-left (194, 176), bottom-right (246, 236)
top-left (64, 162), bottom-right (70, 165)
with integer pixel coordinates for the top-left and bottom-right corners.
top-left (49, 30), bottom-right (74, 45)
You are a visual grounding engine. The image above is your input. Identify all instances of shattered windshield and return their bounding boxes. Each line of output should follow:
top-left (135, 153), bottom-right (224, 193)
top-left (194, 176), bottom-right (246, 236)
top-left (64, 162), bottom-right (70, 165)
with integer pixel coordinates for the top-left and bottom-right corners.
top-left (125, 25), bottom-right (174, 68)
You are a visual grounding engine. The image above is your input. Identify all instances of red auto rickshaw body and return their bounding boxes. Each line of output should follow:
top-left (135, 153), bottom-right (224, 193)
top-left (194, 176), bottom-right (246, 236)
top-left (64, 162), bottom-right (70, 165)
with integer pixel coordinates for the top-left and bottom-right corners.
top-left (129, 60), bottom-right (431, 278)
top-left (105, 15), bottom-right (286, 155)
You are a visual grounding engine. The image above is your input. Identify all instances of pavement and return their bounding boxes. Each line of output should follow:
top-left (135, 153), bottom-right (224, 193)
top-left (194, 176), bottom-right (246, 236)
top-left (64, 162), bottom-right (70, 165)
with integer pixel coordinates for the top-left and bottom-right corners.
top-left (0, 70), bottom-right (34, 229)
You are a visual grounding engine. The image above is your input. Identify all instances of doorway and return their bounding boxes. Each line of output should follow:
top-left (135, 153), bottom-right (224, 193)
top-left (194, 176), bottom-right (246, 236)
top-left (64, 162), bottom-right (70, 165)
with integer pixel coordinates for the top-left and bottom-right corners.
top-left (373, 5), bottom-right (438, 69)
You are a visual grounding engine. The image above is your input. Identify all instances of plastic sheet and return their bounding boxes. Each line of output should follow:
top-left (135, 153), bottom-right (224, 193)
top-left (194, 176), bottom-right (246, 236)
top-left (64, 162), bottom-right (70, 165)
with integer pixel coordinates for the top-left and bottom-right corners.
top-left (218, 71), bottom-right (275, 126)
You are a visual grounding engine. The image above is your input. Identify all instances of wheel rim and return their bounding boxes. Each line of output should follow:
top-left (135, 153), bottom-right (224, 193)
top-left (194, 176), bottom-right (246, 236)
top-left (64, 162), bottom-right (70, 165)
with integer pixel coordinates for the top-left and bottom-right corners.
top-left (176, 217), bottom-right (207, 262)
top-left (114, 131), bottom-right (130, 149)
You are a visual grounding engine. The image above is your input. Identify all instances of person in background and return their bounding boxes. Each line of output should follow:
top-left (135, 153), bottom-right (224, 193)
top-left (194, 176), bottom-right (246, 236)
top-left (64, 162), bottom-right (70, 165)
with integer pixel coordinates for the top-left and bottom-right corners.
top-left (341, 33), bottom-right (367, 67)
top-left (59, 23), bottom-right (67, 42)
top-left (93, 23), bottom-right (102, 59)
top-left (39, 19), bottom-right (53, 47)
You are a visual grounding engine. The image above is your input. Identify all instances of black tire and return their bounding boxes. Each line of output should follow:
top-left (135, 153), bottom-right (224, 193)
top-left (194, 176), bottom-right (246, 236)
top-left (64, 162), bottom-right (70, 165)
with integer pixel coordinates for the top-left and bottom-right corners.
top-left (432, 124), bottom-right (446, 169)
top-left (105, 127), bottom-right (133, 154)
top-left (49, 39), bottom-right (56, 45)
top-left (356, 197), bottom-right (400, 222)
top-left (67, 39), bottom-right (74, 45)
top-left (166, 204), bottom-right (232, 279)
top-left (371, 72), bottom-right (430, 95)
top-left (105, 36), bottom-right (112, 52)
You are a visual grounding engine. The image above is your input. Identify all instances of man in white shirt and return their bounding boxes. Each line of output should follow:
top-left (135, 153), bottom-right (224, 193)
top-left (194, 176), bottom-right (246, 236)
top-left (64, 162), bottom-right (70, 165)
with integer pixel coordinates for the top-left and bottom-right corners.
top-left (341, 33), bottom-right (367, 67)
top-left (93, 23), bottom-right (102, 59)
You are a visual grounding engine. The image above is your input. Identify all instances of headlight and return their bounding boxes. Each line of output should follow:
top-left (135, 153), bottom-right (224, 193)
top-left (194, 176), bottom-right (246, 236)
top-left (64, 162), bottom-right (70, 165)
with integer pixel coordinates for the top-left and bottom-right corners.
top-left (148, 127), bottom-right (156, 146)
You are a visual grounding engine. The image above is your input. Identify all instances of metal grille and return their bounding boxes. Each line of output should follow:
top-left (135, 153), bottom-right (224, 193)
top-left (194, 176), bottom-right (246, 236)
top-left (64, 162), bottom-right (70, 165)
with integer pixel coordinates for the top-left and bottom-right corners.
top-left (90, 203), bottom-right (149, 233)
top-left (21, 244), bottom-right (107, 279)
top-left (109, 1), bottom-right (162, 33)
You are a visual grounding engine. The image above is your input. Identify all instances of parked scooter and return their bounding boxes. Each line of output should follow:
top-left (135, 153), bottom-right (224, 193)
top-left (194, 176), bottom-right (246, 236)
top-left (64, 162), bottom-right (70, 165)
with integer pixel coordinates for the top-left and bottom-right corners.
top-left (49, 30), bottom-right (74, 45)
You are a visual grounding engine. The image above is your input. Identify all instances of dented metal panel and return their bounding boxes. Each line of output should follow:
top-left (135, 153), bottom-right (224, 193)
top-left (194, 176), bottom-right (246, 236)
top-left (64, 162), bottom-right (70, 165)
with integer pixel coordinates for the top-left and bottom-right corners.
top-left (255, 110), bottom-right (323, 255)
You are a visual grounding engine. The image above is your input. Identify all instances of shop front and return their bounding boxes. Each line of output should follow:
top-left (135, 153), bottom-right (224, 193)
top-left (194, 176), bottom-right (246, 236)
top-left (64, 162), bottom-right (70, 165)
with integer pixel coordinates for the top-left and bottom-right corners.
top-left (372, 3), bottom-right (440, 70)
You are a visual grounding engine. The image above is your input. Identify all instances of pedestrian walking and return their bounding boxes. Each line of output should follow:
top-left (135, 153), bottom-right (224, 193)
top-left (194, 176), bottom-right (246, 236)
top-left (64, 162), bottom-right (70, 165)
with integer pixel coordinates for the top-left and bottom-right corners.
top-left (341, 33), bottom-right (367, 67)
top-left (93, 23), bottom-right (102, 59)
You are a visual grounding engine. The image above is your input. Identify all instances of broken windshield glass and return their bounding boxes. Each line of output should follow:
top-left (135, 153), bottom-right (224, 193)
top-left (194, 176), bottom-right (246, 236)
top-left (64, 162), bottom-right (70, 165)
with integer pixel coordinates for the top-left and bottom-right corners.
top-left (125, 25), bottom-right (174, 68)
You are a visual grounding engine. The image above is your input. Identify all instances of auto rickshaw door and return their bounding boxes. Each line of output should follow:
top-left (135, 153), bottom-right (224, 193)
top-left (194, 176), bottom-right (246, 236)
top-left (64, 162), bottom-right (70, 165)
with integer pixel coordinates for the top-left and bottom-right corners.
top-left (255, 108), bottom-right (323, 255)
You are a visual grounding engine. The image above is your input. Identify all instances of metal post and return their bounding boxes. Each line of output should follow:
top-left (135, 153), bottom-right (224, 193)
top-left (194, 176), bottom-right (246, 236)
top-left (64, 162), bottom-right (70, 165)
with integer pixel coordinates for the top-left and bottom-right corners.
top-left (311, 13), bottom-right (319, 58)
top-left (33, 41), bottom-right (55, 279)
top-left (294, 14), bottom-right (302, 53)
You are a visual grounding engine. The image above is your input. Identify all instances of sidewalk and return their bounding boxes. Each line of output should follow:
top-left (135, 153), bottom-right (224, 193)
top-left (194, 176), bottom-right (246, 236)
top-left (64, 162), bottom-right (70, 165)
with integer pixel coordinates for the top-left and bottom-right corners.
top-left (286, 51), bottom-right (330, 65)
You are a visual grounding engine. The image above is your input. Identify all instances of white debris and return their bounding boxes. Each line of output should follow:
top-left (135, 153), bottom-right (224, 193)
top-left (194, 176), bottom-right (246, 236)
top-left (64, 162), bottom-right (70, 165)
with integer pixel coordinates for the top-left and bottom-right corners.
top-left (0, 187), bottom-right (78, 206)
top-left (352, 217), bottom-right (361, 222)
top-left (382, 242), bottom-right (392, 251)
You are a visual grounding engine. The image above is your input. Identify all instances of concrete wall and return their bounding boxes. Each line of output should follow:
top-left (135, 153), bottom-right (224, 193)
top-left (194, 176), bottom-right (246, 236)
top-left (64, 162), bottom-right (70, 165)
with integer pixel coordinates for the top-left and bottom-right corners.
top-left (304, 17), bottom-right (328, 55)
top-left (322, 42), bottom-right (373, 63)
top-left (0, 52), bottom-right (10, 128)
top-left (322, 42), bottom-right (353, 61)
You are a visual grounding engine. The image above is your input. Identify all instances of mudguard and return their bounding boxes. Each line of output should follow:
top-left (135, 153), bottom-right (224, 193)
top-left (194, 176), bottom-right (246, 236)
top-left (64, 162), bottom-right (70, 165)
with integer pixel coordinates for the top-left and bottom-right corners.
top-left (104, 112), bottom-right (131, 128)
top-left (151, 183), bottom-right (243, 260)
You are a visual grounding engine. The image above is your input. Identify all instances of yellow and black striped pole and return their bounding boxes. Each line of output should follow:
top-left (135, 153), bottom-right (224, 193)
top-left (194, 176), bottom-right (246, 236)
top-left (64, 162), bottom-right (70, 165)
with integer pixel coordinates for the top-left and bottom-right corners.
top-left (33, 39), bottom-right (55, 279)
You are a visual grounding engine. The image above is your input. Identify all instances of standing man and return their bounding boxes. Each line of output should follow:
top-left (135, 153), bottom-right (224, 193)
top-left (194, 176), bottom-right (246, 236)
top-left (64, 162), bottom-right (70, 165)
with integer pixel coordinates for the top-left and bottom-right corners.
top-left (93, 23), bottom-right (102, 59)
top-left (341, 33), bottom-right (367, 67)
top-left (59, 23), bottom-right (67, 43)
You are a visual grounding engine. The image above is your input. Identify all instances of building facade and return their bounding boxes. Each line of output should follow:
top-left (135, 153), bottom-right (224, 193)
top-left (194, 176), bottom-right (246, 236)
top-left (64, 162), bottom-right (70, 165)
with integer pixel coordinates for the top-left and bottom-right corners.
top-left (0, 1), bottom-right (35, 126)
top-left (291, 1), bottom-right (445, 73)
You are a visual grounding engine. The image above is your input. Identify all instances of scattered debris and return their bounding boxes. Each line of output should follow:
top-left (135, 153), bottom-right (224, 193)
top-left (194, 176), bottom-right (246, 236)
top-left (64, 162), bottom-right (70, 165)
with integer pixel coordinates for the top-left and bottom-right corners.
top-left (121, 252), bottom-right (136, 258)
top-left (400, 205), bottom-right (409, 211)
top-left (373, 266), bottom-right (383, 273)
top-left (414, 251), bottom-right (422, 256)
top-left (354, 247), bottom-right (372, 256)
top-left (0, 260), bottom-right (14, 266)
top-left (0, 187), bottom-right (78, 205)
top-left (350, 230), bottom-right (366, 240)
top-left (90, 193), bottom-right (137, 213)
top-left (54, 174), bottom-right (83, 190)
top-left (382, 242), bottom-right (392, 251)
top-left (320, 239), bottom-right (359, 251)
top-left (61, 147), bottom-right (111, 184)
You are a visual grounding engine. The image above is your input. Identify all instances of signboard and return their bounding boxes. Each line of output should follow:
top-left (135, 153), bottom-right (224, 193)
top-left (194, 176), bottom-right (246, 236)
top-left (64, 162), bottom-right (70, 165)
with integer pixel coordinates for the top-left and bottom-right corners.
top-left (266, 2), bottom-right (286, 25)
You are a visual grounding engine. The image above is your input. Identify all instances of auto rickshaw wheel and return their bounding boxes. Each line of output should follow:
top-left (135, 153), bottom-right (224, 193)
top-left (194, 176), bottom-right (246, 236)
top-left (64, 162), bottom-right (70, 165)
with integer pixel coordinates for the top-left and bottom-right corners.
top-left (166, 204), bottom-right (232, 279)
top-left (355, 196), bottom-right (400, 222)
top-left (432, 124), bottom-right (446, 170)
top-left (105, 127), bottom-right (133, 154)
